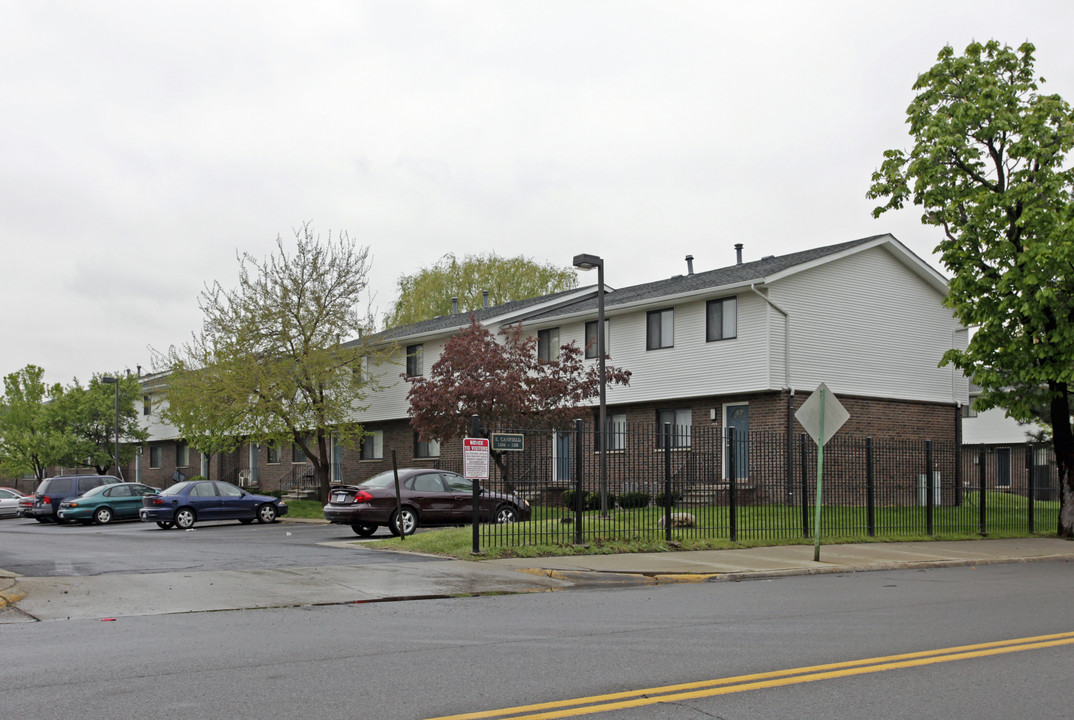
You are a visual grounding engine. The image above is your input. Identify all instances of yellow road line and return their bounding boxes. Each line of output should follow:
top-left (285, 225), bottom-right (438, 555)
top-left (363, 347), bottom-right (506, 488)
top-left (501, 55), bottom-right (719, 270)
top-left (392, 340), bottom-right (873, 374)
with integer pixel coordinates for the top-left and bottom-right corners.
top-left (429, 631), bottom-right (1074, 720)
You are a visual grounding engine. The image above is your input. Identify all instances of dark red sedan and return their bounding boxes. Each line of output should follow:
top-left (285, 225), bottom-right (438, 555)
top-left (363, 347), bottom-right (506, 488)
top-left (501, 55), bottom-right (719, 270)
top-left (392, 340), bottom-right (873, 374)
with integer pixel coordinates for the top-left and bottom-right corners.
top-left (323, 468), bottom-right (530, 537)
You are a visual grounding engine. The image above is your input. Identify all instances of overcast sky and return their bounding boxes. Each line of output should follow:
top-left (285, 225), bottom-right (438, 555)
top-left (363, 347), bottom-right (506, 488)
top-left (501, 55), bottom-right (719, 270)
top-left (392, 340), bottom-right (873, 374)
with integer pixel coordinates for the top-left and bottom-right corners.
top-left (4, 1), bottom-right (1073, 387)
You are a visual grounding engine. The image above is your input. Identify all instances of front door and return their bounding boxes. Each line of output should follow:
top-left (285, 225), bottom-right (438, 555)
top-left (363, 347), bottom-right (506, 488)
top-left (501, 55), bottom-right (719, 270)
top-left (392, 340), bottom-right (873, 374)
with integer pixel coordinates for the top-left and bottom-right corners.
top-left (724, 403), bottom-right (749, 480)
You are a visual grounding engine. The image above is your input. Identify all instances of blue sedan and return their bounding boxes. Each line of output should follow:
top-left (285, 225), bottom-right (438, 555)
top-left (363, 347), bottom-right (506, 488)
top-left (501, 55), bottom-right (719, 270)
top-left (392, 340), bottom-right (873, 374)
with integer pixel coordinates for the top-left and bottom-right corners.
top-left (139, 480), bottom-right (288, 530)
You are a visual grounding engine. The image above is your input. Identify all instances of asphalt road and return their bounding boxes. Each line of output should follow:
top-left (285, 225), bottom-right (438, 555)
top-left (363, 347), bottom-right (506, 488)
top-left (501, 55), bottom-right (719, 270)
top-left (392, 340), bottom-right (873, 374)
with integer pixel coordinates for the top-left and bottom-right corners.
top-left (0, 516), bottom-right (436, 577)
top-left (2, 561), bottom-right (1071, 719)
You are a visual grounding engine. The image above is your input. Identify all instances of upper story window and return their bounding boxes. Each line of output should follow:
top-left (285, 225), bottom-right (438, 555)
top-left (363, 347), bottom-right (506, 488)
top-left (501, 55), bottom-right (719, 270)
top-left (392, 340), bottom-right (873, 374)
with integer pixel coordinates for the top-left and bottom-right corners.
top-left (143, 394), bottom-right (152, 416)
top-left (707, 297), bottom-right (737, 342)
top-left (537, 328), bottom-right (560, 362)
top-left (585, 320), bottom-right (610, 359)
top-left (406, 344), bottom-right (423, 377)
top-left (646, 308), bottom-right (674, 350)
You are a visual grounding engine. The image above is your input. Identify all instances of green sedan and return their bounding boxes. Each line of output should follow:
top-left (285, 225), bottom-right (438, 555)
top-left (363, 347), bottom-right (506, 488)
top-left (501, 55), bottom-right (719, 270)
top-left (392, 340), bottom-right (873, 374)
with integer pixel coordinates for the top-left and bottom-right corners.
top-left (57, 483), bottom-right (160, 525)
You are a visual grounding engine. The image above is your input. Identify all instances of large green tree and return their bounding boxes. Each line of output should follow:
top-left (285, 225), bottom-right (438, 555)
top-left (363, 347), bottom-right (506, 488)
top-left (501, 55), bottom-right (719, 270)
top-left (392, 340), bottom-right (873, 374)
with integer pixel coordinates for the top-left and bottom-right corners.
top-left (53, 373), bottom-right (148, 476)
top-left (868, 40), bottom-right (1074, 536)
top-left (156, 222), bottom-right (383, 501)
top-left (0, 365), bottom-right (68, 481)
top-left (385, 253), bottom-right (578, 328)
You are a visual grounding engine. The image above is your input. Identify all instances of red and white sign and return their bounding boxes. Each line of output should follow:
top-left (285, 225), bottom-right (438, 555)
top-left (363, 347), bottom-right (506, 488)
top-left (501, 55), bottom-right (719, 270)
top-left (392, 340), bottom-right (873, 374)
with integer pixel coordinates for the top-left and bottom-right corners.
top-left (463, 437), bottom-right (490, 479)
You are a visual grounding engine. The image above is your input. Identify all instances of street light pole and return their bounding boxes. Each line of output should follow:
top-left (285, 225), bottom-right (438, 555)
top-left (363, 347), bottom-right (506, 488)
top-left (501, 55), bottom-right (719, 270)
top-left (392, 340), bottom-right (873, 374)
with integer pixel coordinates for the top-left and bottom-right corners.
top-left (572, 253), bottom-right (608, 516)
top-left (101, 376), bottom-right (121, 479)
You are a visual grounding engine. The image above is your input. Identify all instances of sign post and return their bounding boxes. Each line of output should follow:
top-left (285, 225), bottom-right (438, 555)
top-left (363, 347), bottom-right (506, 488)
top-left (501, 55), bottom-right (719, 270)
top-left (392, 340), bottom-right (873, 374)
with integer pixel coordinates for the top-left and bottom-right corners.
top-left (794, 383), bottom-right (849, 561)
top-left (463, 437), bottom-right (490, 554)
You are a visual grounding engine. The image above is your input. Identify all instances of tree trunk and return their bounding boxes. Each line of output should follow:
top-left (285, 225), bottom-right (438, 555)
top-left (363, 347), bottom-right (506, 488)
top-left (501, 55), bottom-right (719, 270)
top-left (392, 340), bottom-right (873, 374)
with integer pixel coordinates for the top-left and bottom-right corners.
top-left (1049, 388), bottom-right (1074, 538)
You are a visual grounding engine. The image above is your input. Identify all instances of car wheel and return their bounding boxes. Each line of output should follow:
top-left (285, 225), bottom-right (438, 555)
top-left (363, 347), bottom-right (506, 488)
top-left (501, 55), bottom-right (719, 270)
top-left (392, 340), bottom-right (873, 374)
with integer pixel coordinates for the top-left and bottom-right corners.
top-left (257, 503), bottom-right (277, 524)
top-left (174, 508), bottom-right (196, 530)
top-left (94, 507), bottom-right (113, 525)
top-left (351, 523), bottom-right (378, 537)
top-left (156, 521), bottom-right (174, 530)
top-left (388, 507), bottom-right (417, 537)
top-left (495, 504), bottom-right (520, 523)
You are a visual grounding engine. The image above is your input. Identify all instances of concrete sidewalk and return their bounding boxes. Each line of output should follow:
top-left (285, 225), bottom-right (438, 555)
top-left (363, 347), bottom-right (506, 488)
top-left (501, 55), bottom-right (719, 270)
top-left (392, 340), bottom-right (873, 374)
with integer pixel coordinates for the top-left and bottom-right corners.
top-left (2, 537), bottom-right (1072, 622)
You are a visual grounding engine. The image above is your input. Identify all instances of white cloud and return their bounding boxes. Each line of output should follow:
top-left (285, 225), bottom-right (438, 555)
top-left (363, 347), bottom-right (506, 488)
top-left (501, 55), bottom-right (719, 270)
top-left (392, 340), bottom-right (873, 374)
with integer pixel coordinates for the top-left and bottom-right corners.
top-left (3, 0), bottom-right (1073, 384)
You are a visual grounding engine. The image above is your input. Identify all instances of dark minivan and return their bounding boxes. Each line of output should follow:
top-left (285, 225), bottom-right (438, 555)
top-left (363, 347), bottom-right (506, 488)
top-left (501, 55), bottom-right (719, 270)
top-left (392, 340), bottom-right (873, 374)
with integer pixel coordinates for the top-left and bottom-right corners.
top-left (32, 475), bottom-right (119, 523)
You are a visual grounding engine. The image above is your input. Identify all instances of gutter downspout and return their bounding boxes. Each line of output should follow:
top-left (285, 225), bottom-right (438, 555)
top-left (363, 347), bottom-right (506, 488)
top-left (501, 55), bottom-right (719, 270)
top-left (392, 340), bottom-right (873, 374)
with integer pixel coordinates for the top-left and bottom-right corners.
top-left (749, 283), bottom-right (791, 391)
top-left (751, 283), bottom-right (795, 502)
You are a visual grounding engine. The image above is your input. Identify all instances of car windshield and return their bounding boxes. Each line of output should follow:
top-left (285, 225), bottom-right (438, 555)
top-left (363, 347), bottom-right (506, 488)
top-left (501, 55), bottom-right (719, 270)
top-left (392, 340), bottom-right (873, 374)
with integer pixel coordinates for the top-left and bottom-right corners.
top-left (161, 482), bottom-right (194, 496)
top-left (356, 471), bottom-right (402, 489)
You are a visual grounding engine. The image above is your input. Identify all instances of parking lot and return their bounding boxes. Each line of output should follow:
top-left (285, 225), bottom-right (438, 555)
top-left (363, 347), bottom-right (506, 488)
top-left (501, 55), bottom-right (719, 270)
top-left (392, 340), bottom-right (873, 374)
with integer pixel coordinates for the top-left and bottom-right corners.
top-left (0, 515), bottom-right (437, 578)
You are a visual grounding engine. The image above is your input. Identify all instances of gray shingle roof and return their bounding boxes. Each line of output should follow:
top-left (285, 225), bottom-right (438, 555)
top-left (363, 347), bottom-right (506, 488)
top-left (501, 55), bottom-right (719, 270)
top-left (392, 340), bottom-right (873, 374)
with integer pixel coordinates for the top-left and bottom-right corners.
top-left (368, 235), bottom-right (886, 341)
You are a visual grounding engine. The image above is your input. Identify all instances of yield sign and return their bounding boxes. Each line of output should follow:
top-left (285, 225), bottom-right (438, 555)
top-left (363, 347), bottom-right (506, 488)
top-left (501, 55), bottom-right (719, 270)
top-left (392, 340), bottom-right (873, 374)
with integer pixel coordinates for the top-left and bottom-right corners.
top-left (795, 383), bottom-right (849, 447)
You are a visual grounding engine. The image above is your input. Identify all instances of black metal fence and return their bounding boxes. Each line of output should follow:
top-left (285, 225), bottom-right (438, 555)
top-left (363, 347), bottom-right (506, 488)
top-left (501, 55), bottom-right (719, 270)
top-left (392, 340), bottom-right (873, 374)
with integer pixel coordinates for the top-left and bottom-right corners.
top-left (435, 421), bottom-right (1061, 550)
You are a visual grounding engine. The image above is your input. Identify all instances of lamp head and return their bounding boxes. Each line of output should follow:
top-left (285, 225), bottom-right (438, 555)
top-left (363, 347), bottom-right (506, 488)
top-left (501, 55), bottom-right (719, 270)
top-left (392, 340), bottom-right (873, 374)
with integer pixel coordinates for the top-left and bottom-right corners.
top-left (572, 253), bottom-right (603, 271)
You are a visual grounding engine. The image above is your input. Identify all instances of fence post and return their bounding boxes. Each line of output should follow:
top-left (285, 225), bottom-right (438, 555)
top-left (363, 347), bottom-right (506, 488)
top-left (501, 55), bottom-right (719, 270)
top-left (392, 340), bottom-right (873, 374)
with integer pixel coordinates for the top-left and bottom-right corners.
top-left (574, 418), bottom-right (585, 545)
top-left (926, 440), bottom-right (934, 536)
top-left (866, 437), bottom-right (875, 537)
top-left (728, 427), bottom-right (737, 543)
top-left (978, 445), bottom-right (987, 536)
top-left (663, 422), bottom-right (672, 542)
top-left (1026, 445), bottom-right (1035, 534)
top-left (800, 433), bottom-right (810, 538)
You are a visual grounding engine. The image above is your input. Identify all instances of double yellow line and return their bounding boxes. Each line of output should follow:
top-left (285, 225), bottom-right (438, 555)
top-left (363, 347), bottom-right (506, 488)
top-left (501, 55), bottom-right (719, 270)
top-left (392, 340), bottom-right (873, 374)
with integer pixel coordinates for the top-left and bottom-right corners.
top-left (429, 631), bottom-right (1074, 720)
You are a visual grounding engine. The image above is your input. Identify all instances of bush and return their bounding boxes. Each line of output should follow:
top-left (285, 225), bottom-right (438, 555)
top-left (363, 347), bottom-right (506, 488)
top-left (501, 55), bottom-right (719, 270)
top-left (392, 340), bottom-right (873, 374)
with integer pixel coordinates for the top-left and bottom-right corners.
top-left (562, 490), bottom-right (617, 511)
top-left (616, 491), bottom-right (651, 509)
top-left (654, 490), bottom-right (683, 507)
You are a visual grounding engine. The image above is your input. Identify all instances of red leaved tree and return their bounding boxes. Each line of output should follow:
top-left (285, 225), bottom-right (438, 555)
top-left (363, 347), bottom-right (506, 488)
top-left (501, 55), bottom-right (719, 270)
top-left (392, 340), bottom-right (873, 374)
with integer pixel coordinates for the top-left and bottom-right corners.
top-left (405, 317), bottom-right (631, 485)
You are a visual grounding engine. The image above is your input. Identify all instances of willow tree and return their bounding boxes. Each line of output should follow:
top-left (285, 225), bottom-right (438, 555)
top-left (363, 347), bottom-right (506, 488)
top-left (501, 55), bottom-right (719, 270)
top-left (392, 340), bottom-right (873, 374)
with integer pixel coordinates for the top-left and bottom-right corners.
top-left (157, 222), bottom-right (383, 501)
top-left (868, 40), bottom-right (1074, 536)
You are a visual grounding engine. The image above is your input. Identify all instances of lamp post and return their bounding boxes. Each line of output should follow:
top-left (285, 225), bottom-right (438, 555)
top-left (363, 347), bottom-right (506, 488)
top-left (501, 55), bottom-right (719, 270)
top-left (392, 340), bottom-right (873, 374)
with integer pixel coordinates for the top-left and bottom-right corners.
top-left (572, 253), bottom-right (608, 516)
top-left (101, 376), bottom-right (121, 479)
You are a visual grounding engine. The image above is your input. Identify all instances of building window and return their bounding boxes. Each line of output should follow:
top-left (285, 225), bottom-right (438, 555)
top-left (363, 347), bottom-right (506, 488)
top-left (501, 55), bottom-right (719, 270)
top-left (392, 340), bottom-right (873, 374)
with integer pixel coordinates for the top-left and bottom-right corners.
top-left (267, 443), bottom-right (280, 464)
top-left (293, 442), bottom-right (307, 464)
top-left (656, 408), bottom-right (692, 448)
top-left (406, 344), bottom-right (423, 377)
top-left (961, 404), bottom-right (977, 418)
top-left (415, 435), bottom-right (441, 458)
top-left (646, 309), bottom-right (674, 350)
top-left (176, 441), bottom-right (189, 468)
top-left (149, 446), bottom-right (162, 469)
top-left (537, 328), bottom-right (560, 362)
top-left (595, 412), bottom-right (627, 452)
top-left (706, 297), bottom-right (737, 341)
top-left (585, 320), bottom-right (610, 359)
top-left (143, 394), bottom-right (151, 416)
top-left (360, 430), bottom-right (384, 460)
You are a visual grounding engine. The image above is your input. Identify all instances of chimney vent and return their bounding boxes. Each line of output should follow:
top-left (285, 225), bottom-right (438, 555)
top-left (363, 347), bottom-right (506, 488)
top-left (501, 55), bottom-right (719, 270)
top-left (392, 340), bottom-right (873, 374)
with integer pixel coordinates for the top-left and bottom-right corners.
top-left (482, 290), bottom-right (489, 308)
top-left (735, 243), bottom-right (743, 265)
top-left (451, 297), bottom-right (458, 315)
top-left (685, 255), bottom-right (694, 276)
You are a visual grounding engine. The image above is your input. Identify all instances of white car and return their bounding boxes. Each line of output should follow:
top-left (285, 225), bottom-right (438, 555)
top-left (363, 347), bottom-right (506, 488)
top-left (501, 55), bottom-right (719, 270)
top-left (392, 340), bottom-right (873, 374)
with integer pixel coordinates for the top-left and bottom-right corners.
top-left (0, 487), bottom-right (29, 519)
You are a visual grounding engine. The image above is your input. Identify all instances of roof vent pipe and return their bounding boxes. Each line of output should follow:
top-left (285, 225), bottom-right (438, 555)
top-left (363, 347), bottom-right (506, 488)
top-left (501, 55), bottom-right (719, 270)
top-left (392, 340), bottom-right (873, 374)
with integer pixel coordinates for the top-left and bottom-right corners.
top-left (451, 297), bottom-right (458, 315)
top-left (482, 290), bottom-right (489, 308)
top-left (685, 255), bottom-right (694, 276)
top-left (735, 243), bottom-right (743, 265)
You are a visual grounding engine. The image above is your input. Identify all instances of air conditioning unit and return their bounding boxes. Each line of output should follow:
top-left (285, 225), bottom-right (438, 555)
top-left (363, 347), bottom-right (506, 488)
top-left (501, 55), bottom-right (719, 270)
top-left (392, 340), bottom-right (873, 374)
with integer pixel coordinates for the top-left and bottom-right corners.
top-left (237, 469), bottom-right (252, 487)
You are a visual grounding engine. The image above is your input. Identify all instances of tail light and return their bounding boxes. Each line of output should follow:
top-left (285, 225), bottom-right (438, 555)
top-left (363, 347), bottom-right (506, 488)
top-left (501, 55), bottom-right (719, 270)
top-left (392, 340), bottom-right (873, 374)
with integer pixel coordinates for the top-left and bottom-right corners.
top-left (353, 491), bottom-right (373, 504)
top-left (150, 498), bottom-right (165, 506)
top-left (42, 495), bottom-right (51, 504)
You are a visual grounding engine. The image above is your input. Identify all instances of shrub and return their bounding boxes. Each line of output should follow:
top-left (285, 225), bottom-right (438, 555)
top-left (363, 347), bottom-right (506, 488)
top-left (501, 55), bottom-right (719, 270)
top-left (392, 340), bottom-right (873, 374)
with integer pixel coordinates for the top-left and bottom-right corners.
top-left (562, 490), bottom-right (617, 511)
top-left (654, 490), bottom-right (683, 507)
top-left (616, 491), bottom-right (651, 509)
